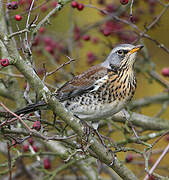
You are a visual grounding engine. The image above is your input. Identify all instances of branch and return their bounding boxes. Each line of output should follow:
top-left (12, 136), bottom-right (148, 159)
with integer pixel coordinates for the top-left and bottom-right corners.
top-left (112, 112), bottom-right (169, 131)
top-left (144, 143), bottom-right (169, 180)
top-left (8, 29), bottom-right (30, 39)
top-left (148, 71), bottom-right (169, 90)
top-left (129, 93), bottom-right (169, 110)
top-left (0, 84), bottom-right (15, 100)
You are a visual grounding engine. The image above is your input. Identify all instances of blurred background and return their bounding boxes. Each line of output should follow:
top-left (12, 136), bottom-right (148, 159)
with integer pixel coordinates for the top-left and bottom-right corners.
top-left (0, 0), bottom-right (169, 179)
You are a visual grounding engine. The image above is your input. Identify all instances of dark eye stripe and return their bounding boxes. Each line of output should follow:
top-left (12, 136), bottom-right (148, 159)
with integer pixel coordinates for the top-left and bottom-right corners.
top-left (123, 50), bottom-right (129, 54)
top-left (117, 50), bottom-right (129, 54)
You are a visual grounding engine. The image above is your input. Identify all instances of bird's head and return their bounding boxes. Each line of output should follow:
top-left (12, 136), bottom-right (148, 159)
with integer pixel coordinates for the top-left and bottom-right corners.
top-left (102, 44), bottom-right (143, 71)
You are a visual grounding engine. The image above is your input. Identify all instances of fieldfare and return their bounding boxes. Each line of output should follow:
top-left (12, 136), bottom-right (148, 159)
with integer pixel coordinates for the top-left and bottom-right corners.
top-left (16, 44), bottom-right (143, 123)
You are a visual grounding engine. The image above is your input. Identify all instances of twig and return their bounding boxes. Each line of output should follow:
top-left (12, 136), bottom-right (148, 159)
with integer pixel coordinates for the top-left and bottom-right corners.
top-left (2, 129), bottom-right (77, 142)
top-left (0, 102), bottom-right (32, 132)
top-left (151, 130), bottom-right (169, 148)
top-left (0, 71), bottom-right (24, 78)
top-left (144, 143), bottom-right (169, 180)
top-left (23, 82), bottom-right (32, 104)
top-left (42, 57), bottom-right (75, 82)
top-left (0, 116), bottom-right (8, 128)
top-left (48, 56), bottom-right (75, 76)
top-left (25, 0), bottom-right (35, 55)
top-left (138, 2), bottom-right (169, 42)
top-left (8, 29), bottom-right (30, 39)
top-left (148, 71), bottom-right (169, 89)
top-left (154, 101), bottom-right (169, 118)
top-left (130, 0), bottom-right (135, 19)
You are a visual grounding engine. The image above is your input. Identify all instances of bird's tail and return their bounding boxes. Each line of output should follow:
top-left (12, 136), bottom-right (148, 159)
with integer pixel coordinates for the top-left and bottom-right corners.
top-left (15, 101), bottom-right (47, 116)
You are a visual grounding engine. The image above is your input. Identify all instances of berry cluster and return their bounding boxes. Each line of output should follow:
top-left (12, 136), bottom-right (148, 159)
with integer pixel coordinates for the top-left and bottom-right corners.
top-left (7, 1), bottom-right (18, 10)
top-left (71, 1), bottom-right (84, 11)
top-left (23, 138), bottom-right (39, 153)
top-left (22, 137), bottom-right (51, 169)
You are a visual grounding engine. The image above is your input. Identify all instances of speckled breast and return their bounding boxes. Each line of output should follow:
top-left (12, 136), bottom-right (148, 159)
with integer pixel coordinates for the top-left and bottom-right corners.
top-left (64, 69), bottom-right (137, 117)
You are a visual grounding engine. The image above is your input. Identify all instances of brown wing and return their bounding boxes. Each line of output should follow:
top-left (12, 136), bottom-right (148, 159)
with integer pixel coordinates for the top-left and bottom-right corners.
top-left (55, 64), bottom-right (107, 101)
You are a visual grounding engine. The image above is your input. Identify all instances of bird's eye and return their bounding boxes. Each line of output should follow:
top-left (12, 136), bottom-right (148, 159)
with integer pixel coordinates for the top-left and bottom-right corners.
top-left (117, 50), bottom-right (124, 56)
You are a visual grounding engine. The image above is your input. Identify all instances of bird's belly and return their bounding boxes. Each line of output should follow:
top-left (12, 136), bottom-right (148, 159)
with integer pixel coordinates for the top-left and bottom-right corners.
top-left (63, 98), bottom-right (128, 120)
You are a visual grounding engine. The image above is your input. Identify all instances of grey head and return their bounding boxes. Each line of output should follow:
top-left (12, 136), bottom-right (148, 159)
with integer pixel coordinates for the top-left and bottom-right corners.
top-left (101, 44), bottom-right (143, 70)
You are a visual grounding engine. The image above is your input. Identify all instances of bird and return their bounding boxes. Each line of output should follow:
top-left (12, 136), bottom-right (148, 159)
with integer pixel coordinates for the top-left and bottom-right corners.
top-left (15, 44), bottom-right (143, 124)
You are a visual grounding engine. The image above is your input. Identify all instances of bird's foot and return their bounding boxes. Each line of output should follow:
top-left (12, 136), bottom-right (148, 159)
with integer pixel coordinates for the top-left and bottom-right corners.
top-left (74, 116), bottom-right (112, 152)
top-left (81, 120), bottom-right (109, 150)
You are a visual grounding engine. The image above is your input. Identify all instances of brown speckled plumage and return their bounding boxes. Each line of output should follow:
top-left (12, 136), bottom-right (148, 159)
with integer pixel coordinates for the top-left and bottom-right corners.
top-left (15, 44), bottom-right (143, 121)
top-left (55, 60), bottom-right (137, 119)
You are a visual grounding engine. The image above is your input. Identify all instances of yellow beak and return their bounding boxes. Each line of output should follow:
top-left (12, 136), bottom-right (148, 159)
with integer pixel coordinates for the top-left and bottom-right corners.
top-left (129, 45), bottom-right (144, 54)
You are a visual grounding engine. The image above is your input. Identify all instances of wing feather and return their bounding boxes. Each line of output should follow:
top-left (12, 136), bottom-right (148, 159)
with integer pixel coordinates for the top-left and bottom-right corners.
top-left (55, 65), bottom-right (107, 101)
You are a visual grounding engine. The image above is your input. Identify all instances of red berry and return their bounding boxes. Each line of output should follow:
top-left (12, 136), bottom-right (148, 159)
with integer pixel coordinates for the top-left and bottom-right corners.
top-left (32, 145), bottom-right (39, 152)
top-left (41, 5), bottom-right (48, 12)
top-left (28, 138), bottom-right (34, 145)
top-left (77, 3), bottom-right (84, 11)
top-left (43, 37), bottom-right (52, 45)
top-left (43, 158), bottom-right (51, 169)
top-left (15, 14), bottom-right (22, 21)
top-left (87, 52), bottom-right (96, 64)
top-left (23, 144), bottom-right (29, 152)
top-left (51, 1), bottom-right (58, 7)
top-left (39, 27), bottom-right (45, 33)
top-left (120, 0), bottom-right (129, 5)
top-left (0, 59), bottom-right (9, 67)
top-left (32, 121), bottom-right (41, 131)
top-left (45, 46), bottom-right (54, 55)
top-left (103, 28), bottom-right (111, 36)
top-left (28, 113), bottom-right (34, 117)
top-left (71, 1), bottom-right (78, 8)
top-left (161, 68), bottom-right (169, 77)
top-left (92, 37), bottom-right (99, 44)
top-left (125, 154), bottom-right (133, 163)
top-left (32, 36), bottom-right (40, 46)
top-left (82, 34), bottom-right (90, 41)
top-left (11, 1), bottom-right (18, 9)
